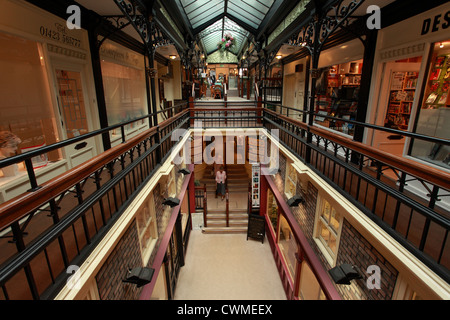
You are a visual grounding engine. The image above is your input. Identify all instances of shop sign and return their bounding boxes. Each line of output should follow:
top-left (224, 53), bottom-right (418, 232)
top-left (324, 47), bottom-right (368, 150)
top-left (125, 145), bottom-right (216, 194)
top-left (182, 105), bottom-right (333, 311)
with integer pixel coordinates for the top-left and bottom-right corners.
top-left (39, 22), bottom-right (82, 48)
top-left (421, 10), bottom-right (450, 35)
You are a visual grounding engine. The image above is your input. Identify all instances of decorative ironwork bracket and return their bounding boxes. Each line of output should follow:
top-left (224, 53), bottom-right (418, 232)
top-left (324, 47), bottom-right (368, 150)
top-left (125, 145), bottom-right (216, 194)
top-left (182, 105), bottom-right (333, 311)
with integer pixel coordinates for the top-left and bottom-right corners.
top-left (287, 0), bottom-right (365, 60)
top-left (113, 0), bottom-right (174, 59)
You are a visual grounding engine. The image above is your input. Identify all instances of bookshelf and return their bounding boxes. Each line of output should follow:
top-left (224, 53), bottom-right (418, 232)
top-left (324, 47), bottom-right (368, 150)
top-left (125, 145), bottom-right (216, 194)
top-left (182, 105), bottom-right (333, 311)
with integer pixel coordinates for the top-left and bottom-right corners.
top-left (384, 71), bottom-right (419, 131)
top-left (314, 61), bottom-right (362, 136)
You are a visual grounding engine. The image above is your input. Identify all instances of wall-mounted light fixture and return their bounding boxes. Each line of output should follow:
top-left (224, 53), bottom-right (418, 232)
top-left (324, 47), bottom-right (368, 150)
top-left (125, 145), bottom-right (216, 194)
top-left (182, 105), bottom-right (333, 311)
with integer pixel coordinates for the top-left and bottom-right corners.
top-left (163, 197), bottom-right (180, 207)
top-left (169, 55), bottom-right (176, 59)
top-left (123, 267), bottom-right (154, 287)
top-left (276, 55), bottom-right (282, 60)
top-left (178, 168), bottom-right (191, 175)
top-left (287, 195), bottom-right (304, 207)
top-left (328, 264), bottom-right (362, 285)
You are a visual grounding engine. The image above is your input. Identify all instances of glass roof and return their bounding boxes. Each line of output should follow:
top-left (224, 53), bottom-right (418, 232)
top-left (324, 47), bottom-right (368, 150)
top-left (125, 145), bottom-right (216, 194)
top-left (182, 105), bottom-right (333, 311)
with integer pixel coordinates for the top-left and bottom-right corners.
top-left (178, 0), bottom-right (275, 55)
top-left (199, 17), bottom-right (250, 55)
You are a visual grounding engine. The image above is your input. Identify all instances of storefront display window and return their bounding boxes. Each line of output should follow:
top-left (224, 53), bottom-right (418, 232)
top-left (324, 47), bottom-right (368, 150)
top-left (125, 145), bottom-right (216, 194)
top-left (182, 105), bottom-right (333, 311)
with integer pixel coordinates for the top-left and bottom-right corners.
top-left (100, 41), bottom-right (147, 129)
top-left (267, 189), bottom-right (278, 231)
top-left (314, 59), bottom-right (363, 136)
top-left (136, 192), bottom-right (158, 264)
top-left (0, 32), bottom-right (61, 179)
top-left (410, 41), bottom-right (450, 169)
top-left (278, 215), bottom-right (298, 278)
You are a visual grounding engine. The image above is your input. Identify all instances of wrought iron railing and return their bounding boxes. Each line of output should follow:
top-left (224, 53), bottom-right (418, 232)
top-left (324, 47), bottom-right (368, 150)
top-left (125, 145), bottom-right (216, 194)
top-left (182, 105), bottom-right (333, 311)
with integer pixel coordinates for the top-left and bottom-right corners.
top-left (0, 104), bottom-right (189, 299)
top-left (0, 98), bottom-right (449, 300)
top-left (262, 104), bottom-right (450, 284)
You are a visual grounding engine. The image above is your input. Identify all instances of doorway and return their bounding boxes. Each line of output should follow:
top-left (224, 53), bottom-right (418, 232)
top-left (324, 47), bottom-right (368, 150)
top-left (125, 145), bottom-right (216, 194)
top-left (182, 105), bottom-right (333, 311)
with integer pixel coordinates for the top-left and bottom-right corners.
top-left (371, 58), bottom-right (422, 157)
top-left (53, 66), bottom-right (98, 168)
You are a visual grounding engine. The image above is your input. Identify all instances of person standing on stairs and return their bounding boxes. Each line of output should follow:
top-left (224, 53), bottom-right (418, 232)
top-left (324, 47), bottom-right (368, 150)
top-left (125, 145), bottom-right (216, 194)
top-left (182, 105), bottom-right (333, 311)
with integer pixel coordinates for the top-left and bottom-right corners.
top-left (215, 166), bottom-right (227, 200)
top-left (213, 154), bottom-right (223, 198)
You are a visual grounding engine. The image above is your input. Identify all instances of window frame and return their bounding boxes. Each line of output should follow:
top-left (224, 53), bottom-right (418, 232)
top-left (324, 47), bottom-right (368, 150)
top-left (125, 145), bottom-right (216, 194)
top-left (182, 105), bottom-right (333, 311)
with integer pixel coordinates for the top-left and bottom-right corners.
top-left (313, 195), bottom-right (343, 266)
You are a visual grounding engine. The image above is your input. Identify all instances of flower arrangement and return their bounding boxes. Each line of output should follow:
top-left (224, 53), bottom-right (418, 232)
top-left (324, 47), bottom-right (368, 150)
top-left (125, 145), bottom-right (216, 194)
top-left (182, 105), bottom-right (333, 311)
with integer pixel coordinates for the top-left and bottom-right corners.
top-left (217, 33), bottom-right (236, 52)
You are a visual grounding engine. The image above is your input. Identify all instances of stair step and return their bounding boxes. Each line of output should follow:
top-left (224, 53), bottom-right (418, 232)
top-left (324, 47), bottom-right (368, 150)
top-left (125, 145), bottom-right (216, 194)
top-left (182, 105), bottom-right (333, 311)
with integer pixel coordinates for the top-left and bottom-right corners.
top-left (207, 213), bottom-right (248, 220)
top-left (202, 227), bottom-right (248, 234)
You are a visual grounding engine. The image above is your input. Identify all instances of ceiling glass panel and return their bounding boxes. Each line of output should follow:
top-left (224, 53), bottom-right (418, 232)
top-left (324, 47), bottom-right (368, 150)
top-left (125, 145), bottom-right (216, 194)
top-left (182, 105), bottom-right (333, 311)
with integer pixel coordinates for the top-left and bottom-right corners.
top-left (181, 0), bottom-right (225, 29)
top-left (200, 17), bottom-right (250, 55)
top-left (177, 0), bottom-right (276, 56)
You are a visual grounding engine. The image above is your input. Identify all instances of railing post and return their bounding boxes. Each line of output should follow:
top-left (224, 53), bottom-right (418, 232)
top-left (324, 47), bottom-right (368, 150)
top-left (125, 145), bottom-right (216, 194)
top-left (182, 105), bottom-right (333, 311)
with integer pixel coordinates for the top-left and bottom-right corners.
top-left (226, 188), bottom-right (229, 227)
top-left (189, 96), bottom-right (195, 126)
top-left (224, 94), bottom-right (228, 126)
top-left (203, 184), bottom-right (207, 228)
top-left (24, 158), bottom-right (41, 192)
top-left (257, 96), bottom-right (262, 125)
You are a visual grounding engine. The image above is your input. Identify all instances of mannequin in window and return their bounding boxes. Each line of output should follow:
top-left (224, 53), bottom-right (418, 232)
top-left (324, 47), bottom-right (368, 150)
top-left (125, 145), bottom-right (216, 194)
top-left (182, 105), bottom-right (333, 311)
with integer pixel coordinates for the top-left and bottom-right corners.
top-left (0, 131), bottom-right (22, 177)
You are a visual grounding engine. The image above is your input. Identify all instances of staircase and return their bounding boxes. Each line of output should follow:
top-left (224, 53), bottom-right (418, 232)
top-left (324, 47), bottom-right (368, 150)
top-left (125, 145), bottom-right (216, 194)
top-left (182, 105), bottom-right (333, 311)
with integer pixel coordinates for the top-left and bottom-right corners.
top-left (200, 164), bottom-right (250, 234)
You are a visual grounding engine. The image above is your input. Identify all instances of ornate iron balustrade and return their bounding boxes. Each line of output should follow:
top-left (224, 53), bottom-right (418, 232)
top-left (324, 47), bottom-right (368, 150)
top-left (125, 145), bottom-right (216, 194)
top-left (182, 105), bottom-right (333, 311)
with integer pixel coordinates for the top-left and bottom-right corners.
top-left (0, 105), bottom-right (188, 300)
top-left (0, 100), bottom-right (449, 300)
top-left (262, 105), bottom-right (450, 284)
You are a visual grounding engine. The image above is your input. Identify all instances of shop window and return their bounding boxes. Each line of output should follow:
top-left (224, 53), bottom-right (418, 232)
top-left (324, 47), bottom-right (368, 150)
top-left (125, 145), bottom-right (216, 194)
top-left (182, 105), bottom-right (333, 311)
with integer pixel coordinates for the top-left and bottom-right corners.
top-left (100, 41), bottom-right (148, 131)
top-left (410, 40), bottom-right (450, 169)
top-left (314, 197), bottom-right (342, 264)
top-left (299, 261), bottom-right (326, 300)
top-left (267, 189), bottom-right (279, 231)
top-left (314, 60), bottom-right (363, 136)
top-left (168, 170), bottom-right (176, 197)
top-left (284, 162), bottom-right (297, 199)
top-left (0, 32), bottom-right (61, 179)
top-left (136, 192), bottom-right (158, 264)
top-left (278, 215), bottom-right (298, 278)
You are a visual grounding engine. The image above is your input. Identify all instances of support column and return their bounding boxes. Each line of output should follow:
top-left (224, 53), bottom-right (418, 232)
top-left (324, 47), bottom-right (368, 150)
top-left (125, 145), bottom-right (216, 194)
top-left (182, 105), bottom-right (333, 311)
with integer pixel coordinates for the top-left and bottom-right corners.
top-left (87, 17), bottom-right (111, 151)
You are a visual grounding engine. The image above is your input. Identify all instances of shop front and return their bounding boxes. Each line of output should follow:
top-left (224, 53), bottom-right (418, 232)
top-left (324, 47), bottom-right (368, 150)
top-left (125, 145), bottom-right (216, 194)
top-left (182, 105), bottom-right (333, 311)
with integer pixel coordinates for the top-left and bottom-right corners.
top-left (367, 3), bottom-right (449, 166)
top-left (0, 0), bottom-right (99, 203)
top-left (365, 2), bottom-right (450, 209)
top-left (313, 39), bottom-right (365, 137)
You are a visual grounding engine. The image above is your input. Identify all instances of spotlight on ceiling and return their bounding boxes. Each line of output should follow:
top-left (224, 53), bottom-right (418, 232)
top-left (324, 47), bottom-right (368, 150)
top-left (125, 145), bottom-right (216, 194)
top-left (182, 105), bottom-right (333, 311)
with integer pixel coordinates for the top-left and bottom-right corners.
top-left (169, 55), bottom-right (176, 59)
top-left (276, 55), bottom-right (282, 59)
top-left (328, 264), bottom-right (362, 285)
top-left (123, 267), bottom-right (154, 287)
top-left (163, 197), bottom-right (180, 207)
top-left (287, 195), bottom-right (304, 207)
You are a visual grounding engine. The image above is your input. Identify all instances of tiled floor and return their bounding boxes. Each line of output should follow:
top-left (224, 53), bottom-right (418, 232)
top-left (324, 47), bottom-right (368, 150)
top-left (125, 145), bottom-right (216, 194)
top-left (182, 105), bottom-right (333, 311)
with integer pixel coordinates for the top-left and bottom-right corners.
top-left (173, 230), bottom-right (287, 300)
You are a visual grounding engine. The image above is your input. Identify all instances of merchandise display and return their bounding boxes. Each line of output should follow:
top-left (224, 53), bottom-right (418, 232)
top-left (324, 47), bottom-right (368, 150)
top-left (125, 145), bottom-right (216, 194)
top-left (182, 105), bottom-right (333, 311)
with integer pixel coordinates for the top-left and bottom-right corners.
top-left (314, 60), bottom-right (363, 136)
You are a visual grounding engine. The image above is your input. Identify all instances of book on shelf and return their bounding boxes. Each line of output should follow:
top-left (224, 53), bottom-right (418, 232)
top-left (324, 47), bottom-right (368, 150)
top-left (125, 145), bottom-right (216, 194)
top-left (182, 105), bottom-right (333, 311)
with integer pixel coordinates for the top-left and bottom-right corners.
top-left (429, 68), bottom-right (441, 81)
top-left (425, 92), bottom-right (438, 104)
top-left (437, 92), bottom-right (448, 105)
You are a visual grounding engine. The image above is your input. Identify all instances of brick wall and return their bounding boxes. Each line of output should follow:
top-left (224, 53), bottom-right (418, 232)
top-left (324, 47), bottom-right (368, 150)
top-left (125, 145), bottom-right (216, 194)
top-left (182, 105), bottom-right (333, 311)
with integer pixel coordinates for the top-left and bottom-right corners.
top-left (336, 219), bottom-right (398, 300)
top-left (271, 151), bottom-right (399, 300)
top-left (95, 222), bottom-right (142, 300)
top-left (94, 165), bottom-right (186, 300)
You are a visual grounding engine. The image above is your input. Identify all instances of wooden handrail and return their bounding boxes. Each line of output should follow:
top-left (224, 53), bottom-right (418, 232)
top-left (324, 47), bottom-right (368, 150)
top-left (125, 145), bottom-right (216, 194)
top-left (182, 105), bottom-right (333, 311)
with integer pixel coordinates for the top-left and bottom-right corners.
top-left (0, 110), bottom-right (189, 230)
top-left (263, 108), bottom-right (450, 190)
top-left (265, 173), bottom-right (341, 300)
top-left (226, 188), bottom-right (229, 227)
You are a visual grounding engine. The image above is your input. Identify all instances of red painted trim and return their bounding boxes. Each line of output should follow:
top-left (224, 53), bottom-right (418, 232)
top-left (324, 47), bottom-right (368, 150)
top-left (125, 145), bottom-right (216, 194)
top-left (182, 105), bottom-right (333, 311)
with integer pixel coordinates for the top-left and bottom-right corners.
top-left (263, 173), bottom-right (342, 300)
top-left (139, 164), bottom-right (194, 300)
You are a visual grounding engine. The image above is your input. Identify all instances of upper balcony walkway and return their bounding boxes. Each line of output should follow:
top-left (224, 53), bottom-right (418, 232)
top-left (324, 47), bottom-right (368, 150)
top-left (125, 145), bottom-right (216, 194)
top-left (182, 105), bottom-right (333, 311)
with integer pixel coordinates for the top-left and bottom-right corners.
top-left (0, 95), bottom-right (448, 299)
